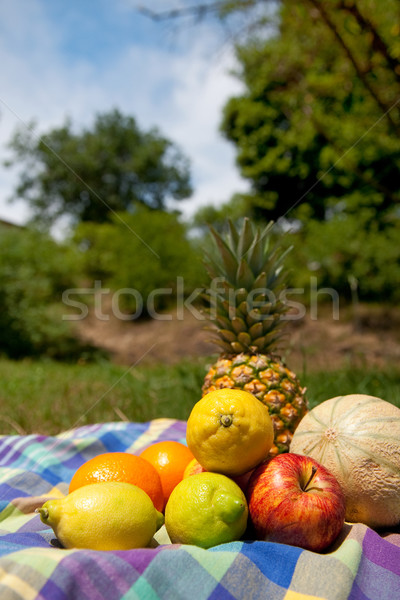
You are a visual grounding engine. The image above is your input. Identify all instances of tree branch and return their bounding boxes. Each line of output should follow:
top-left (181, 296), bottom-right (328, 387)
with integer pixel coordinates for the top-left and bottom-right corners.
top-left (338, 0), bottom-right (400, 82)
top-left (307, 0), bottom-right (400, 135)
top-left (137, 2), bottom-right (226, 22)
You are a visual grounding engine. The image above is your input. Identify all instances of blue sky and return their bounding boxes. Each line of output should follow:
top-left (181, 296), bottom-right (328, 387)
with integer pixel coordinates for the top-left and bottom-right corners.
top-left (0, 0), bottom-right (247, 231)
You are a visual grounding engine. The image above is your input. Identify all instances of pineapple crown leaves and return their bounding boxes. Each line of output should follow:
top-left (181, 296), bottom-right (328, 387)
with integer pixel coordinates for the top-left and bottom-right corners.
top-left (202, 218), bottom-right (293, 355)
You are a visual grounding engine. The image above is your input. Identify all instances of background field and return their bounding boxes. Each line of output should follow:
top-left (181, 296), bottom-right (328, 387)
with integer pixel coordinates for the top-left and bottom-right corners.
top-left (2, 302), bottom-right (400, 436)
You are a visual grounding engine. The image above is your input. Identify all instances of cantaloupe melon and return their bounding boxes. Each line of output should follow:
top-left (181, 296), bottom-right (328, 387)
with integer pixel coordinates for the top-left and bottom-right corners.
top-left (290, 394), bottom-right (400, 529)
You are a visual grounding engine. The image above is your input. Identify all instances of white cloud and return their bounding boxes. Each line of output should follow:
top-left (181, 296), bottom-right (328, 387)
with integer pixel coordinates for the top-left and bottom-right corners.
top-left (0, 0), bottom-right (248, 227)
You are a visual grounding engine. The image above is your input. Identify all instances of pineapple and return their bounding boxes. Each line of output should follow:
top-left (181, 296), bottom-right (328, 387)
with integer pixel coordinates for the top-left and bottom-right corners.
top-left (201, 218), bottom-right (307, 456)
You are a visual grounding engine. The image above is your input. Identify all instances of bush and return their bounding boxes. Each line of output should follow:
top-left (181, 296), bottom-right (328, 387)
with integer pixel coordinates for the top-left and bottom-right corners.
top-left (73, 208), bottom-right (205, 317)
top-left (0, 227), bottom-right (92, 359)
top-left (285, 208), bottom-right (400, 303)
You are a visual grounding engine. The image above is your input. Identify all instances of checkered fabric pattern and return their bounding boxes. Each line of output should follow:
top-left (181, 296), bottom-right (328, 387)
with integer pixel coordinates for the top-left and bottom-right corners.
top-left (0, 418), bottom-right (399, 599)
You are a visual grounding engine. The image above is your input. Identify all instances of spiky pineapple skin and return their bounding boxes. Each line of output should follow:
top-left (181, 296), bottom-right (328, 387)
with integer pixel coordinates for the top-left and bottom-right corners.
top-left (202, 352), bottom-right (307, 456)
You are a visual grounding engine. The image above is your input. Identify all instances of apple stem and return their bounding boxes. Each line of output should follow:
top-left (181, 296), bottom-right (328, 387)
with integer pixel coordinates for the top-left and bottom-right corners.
top-left (303, 465), bottom-right (317, 491)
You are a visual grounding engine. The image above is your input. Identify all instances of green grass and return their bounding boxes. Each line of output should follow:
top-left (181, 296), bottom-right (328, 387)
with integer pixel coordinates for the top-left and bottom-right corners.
top-left (1, 356), bottom-right (400, 436)
top-left (0, 357), bottom-right (206, 436)
top-left (304, 367), bottom-right (400, 410)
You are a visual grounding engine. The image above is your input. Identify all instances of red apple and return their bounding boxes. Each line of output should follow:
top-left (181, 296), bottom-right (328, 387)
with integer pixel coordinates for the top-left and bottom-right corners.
top-left (246, 453), bottom-right (346, 552)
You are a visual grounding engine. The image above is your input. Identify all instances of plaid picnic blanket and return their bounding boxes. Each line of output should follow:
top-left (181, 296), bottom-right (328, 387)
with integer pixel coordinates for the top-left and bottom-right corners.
top-left (0, 418), bottom-right (399, 600)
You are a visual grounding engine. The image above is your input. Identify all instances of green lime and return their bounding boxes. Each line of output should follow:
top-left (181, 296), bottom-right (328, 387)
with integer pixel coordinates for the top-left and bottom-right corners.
top-left (164, 472), bottom-right (248, 548)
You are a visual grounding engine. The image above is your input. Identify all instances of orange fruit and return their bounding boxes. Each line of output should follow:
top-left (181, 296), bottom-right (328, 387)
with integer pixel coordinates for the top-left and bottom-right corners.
top-left (139, 441), bottom-right (194, 503)
top-left (69, 452), bottom-right (164, 512)
top-left (183, 457), bottom-right (254, 493)
top-left (183, 457), bottom-right (206, 479)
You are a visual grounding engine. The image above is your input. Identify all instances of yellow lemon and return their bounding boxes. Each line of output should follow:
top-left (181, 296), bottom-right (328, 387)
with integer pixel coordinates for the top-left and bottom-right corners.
top-left (165, 472), bottom-right (248, 548)
top-left (186, 389), bottom-right (274, 476)
top-left (37, 481), bottom-right (164, 550)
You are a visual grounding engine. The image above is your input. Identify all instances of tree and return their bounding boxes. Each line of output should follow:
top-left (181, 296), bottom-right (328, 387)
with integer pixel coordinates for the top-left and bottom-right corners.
top-left (5, 109), bottom-right (192, 226)
top-left (146, 1), bottom-right (400, 302)
top-left (144, 0), bottom-right (400, 225)
top-left (219, 0), bottom-right (400, 224)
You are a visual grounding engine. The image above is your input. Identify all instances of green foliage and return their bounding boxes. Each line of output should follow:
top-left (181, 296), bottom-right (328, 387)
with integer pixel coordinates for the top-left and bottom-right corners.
top-left (73, 208), bottom-right (205, 316)
top-left (5, 109), bottom-right (192, 226)
top-left (284, 209), bottom-right (400, 302)
top-left (0, 227), bottom-right (94, 359)
top-left (189, 0), bottom-right (400, 303)
top-left (220, 0), bottom-right (400, 224)
top-left (192, 194), bottom-right (250, 233)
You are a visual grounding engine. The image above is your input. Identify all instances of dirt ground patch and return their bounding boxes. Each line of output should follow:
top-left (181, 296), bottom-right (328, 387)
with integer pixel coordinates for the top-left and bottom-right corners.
top-left (76, 300), bottom-right (400, 372)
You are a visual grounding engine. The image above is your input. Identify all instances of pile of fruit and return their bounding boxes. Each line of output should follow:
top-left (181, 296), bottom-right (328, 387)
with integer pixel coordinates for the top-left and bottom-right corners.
top-left (37, 388), bottom-right (400, 553)
top-left (37, 219), bottom-right (400, 552)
